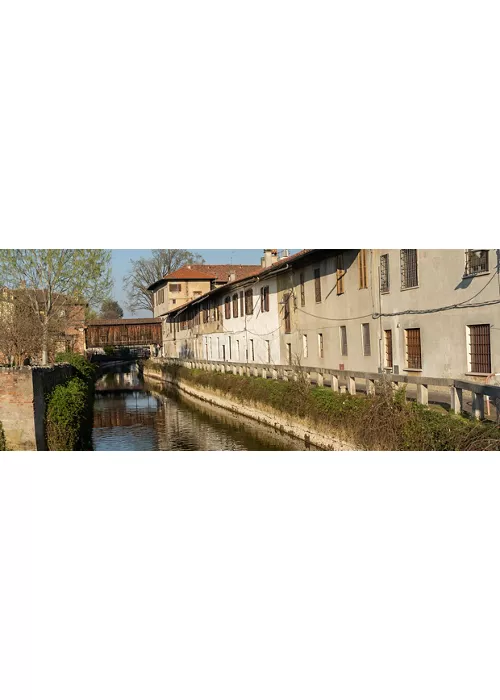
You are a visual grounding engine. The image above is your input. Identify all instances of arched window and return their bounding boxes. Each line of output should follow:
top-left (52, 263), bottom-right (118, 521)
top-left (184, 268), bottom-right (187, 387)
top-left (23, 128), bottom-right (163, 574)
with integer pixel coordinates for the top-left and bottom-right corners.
top-left (224, 296), bottom-right (231, 320)
top-left (232, 294), bottom-right (239, 318)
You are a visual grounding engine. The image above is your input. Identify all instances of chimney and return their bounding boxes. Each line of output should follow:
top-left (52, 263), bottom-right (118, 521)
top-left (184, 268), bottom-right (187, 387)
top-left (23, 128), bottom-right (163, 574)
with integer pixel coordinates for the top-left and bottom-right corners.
top-left (262, 249), bottom-right (279, 268)
top-left (228, 270), bottom-right (236, 283)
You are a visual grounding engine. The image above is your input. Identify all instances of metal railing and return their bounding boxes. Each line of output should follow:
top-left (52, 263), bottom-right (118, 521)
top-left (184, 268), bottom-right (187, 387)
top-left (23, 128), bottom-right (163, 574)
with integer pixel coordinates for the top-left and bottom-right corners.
top-left (147, 358), bottom-right (500, 422)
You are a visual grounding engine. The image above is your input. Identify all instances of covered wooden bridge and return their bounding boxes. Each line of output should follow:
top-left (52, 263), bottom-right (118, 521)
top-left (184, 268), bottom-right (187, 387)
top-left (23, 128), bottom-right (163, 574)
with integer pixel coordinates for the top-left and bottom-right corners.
top-left (85, 318), bottom-right (162, 349)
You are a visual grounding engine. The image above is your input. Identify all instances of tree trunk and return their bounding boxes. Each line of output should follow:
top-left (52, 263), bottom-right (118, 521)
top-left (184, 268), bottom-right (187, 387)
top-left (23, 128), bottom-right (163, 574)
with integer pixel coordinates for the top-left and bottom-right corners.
top-left (41, 320), bottom-right (49, 365)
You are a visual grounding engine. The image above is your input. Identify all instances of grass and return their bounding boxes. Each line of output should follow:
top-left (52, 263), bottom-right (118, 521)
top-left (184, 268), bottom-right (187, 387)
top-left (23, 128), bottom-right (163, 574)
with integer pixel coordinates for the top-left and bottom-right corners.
top-left (145, 361), bottom-right (500, 451)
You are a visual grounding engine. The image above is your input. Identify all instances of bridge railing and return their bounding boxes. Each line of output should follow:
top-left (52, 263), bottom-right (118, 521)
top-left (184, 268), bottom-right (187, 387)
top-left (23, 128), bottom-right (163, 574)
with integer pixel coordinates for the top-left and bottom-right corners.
top-left (147, 357), bottom-right (500, 423)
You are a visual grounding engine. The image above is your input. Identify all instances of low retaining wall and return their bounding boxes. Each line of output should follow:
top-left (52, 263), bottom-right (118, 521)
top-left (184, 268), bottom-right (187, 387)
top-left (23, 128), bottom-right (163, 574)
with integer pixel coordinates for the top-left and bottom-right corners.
top-left (0, 364), bottom-right (76, 450)
top-left (143, 365), bottom-right (356, 451)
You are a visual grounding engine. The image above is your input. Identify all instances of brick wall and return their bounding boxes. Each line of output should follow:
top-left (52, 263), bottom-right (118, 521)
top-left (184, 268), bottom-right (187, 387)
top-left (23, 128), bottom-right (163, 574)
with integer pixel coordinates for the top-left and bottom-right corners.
top-left (0, 364), bottom-right (76, 450)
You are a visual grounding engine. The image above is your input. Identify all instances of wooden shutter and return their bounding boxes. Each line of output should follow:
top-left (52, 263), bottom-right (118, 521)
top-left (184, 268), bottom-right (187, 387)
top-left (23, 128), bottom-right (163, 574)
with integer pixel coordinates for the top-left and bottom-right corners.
top-left (336, 255), bottom-right (345, 294)
top-left (358, 250), bottom-right (368, 289)
top-left (314, 269), bottom-right (321, 302)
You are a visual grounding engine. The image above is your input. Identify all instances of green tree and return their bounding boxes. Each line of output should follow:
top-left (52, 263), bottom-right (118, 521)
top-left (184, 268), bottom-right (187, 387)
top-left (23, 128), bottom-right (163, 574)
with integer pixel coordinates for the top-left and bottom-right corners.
top-left (100, 299), bottom-right (124, 319)
top-left (0, 250), bottom-right (112, 365)
top-left (123, 249), bottom-right (205, 315)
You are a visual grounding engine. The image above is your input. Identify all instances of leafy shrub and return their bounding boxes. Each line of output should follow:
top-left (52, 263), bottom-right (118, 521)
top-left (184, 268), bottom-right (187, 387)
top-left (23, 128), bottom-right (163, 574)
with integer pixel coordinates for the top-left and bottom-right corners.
top-left (45, 377), bottom-right (90, 450)
top-left (49, 352), bottom-right (96, 450)
top-left (55, 352), bottom-right (96, 382)
top-left (147, 362), bottom-right (500, 451)
top-left (0, 421), bottom-right (6, 451)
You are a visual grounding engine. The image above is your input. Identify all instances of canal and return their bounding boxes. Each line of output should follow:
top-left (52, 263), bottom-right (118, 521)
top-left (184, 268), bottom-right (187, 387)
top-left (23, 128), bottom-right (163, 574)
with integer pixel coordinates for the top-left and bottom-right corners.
top-left (92, 363), bottom-right (317, 451)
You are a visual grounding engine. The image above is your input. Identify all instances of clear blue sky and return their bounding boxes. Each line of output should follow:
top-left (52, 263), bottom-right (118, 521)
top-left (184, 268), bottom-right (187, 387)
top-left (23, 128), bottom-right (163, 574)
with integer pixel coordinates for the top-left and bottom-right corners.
top-left (112, 249), bottom-right (300, 317)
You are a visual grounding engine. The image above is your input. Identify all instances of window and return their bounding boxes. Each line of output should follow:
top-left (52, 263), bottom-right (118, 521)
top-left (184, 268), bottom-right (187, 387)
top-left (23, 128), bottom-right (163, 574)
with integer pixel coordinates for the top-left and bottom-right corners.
top-left (380, 254), bottom-right (390, 293)
top-left (300, 272), bottom-right (305, 306)
top-left (250, 339), bottom-right (255, 361)
top-left (171, 299), bottom-right (176, 306)
top-left (170, 284), bottom-right (181, 293)
top-left (217, 337), bottom-right (221, 359)
top-left (400, 250), bottom-right (418, 289)
top-left (245, 289), bottom-right (254, 315)
top-left (405, 328), bottom-right (422, 369)
top-left (236, 339), bottom-right (240, 360)
top-left (228, 336), bottom-right (232, 360)
top-left (302, 334), bottom-right (308, 359)
top-left (318, 333), bottom-right (324, 359)
top-left (232, 294), bottom-right (239, 318)
top-left (287, 343), bottom-right (292, 365)
top-left (384, 329), bottom-right (393, 368)
top-left (260, 286), bottom-right (270, 313)
top-left (340, 326), bottom-right (348, 356)
top-left (336, 255), bottom-right (345, 295)
top-left (362, 323), bottom-right (371, 356)
top-left (358, 250), bottom-right (368, 289)
top-left (468, 324), bottom-right (491, 374)
top-left (239, 291), bottom-right (244, 317)
top-left (193, 290), bottom-right (202, 297)
top-left (225, 296), bottom-right (231, 320)
top-left (465, 250), bottom-right (489, 276)
top-left (314, 268), bottom-right (322, 302)
top-left (266, 340), bottom-right (271, 363)
top-left (283, 294), bottom-right (291, 333)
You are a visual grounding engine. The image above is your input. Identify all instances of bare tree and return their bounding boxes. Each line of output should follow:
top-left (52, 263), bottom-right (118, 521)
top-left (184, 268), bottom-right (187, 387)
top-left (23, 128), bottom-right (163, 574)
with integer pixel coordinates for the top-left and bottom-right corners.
top-left (0, 291), bottom-right (42, 366)
top-left (0, 250), bottom-right (112, 364)
top-left (123, 249), bottom-right (205, 315)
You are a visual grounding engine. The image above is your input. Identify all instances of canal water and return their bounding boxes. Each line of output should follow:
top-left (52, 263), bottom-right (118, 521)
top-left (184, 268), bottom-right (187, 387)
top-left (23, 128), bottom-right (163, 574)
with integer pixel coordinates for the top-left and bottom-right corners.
top-left (92, 363), bottom-right (317, 451)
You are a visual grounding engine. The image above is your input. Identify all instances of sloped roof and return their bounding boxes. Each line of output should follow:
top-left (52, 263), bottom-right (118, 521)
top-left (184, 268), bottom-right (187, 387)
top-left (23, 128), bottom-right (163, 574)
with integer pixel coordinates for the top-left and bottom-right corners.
top-left (86, 317), bottom-right (161, 327)
top-left (185, 264), bottom-right (263, 283)
top-left (162, 267), bottom-right (217, 281)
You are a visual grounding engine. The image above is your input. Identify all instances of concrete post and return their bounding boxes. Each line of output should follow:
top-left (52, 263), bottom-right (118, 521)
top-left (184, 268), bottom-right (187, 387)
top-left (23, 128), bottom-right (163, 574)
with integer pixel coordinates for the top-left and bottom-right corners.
top-left (272, 369), bottom-right (278, 380)
top-left (366, 378), bottom-right (375, 396)
top-left (317, 373), bottom-right (324, 387)
top-left (233, 366), bottom-right (237, 375)
top-left (416, 383), bottom-right (429, 406)
top-left (347, 377), bottom-right (356, 395)
top-left (472, 392), bottom-right (485, 421)
top-left (262, 368), bottom-right (267, 379)
top-left (331, 374), bottom-right (339, 392)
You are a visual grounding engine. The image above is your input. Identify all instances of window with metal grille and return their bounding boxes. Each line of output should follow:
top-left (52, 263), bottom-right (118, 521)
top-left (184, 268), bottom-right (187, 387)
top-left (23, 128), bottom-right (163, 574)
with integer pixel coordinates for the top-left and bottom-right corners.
top-left (267, 340), bottom-right (271, 363)
top-left (250, 339), bottom-right (255, 361)
top-left (318, 333), bottom-right (324, 359)
top-left (465, 250), bottom-right (489, 276)
top-left (358, 250), bottom-right (368, 289)
top-left (314, 268), bottom-right (322, 302)
top-left (232, 294), bottom-right (239, 318)
top-left (468, 324), bottom-right (491, 373)
top-left (340, 326), bottom-right (348, 356)
top-left (302, 334), bottom-right (308, 358)
top-left (384, 329), bottom-right (393, 368)
top-left (260, 286), bottom-right (270, 313)
top-left (283, 294), bottom-right (291, 333)
top-left (224, 296), bottom-right (231, 320)
top-left (300, 272), bottom-right (305, 306)
top-left (239, 291), bottom-right (244, 317)
top-left (228, 336), bottom-right (232, 360)
top-left (236, 339), bottom-right (240, 360)
top-left (405, 328), bottom-right (422, 369)
top-left (245, 289), bottom-right (254, 315)
top-left (380, 254), bottom-right (390, 293)
top-left (400, 250), bottom-right (418, 289)
top-left (336, 255), bottom-right (345, 295)
top-left (362, 323), bottom-right (371, 356)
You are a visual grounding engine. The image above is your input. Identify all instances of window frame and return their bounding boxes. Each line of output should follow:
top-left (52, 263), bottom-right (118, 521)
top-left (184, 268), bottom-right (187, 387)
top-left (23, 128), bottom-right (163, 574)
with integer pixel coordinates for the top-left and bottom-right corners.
top-left (464, 250), bottom-right (489, 277)
top-left (232, 293), bottom-right (239, 318)
top-left (467, 324), bottom-right (492, 374)
top-left (336, 255), bottom-right (345, 295)
top-left (400, 249), bottom-right (419, 290)
top-left (224, 296), bottom-right (231, 320)
top-left (340, 326), bottom-right (348, 356)
top-left (405, 328), bottom-right (422, 370)
top-left (380, 253), bottom-right (390, 294)
top-left (358, 249), bottom-right (368, 289)
top-left (245, 289), bottom-right (254, 316)
top-left (300, 272), bottom-right (306, 307)
top-left (361, 323), bottom-right (371, 356)
top-left (314, 268), bottom-right (322, 303)
top-left (318, 333), bottom-right (324, 359)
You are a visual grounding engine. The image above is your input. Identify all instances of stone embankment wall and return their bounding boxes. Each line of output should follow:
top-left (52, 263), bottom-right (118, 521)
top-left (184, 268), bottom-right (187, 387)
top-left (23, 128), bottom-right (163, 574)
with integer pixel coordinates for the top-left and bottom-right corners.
top-left (0, 365), bottom-right (76, 450)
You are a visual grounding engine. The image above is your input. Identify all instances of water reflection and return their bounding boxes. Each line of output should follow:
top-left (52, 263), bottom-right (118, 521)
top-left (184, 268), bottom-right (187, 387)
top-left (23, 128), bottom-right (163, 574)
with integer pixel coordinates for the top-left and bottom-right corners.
top-left (93, 364), bottom-right (317, 452)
